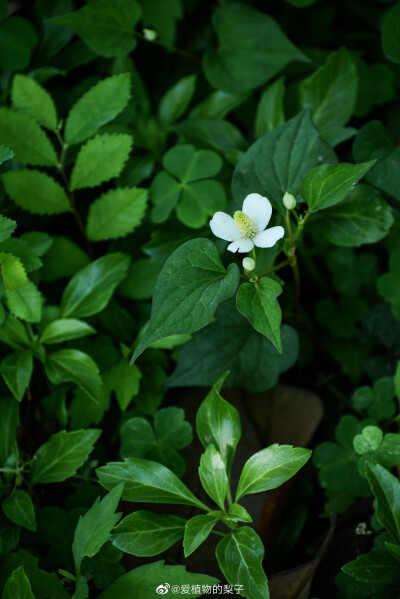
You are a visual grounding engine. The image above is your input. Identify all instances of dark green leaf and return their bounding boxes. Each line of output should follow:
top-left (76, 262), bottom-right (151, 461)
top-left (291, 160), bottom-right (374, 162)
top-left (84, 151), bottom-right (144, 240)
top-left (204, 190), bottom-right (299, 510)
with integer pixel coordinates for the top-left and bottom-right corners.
top-left (255, 77), bottom-right (285, 137)
top-left (158, 74), bottom-right (196, 127)
top-left (365, 462), bottom-right (400, 544)
top-left (40, 319), bottom-right (96, 345)
top-left (383, 2), bottom-right (400, 63)
top-left (2, 490), bottom-right (36, 532)
top-left (0, 17), bottom-right (37, 71)
top-left (12, 74), bottom-right (57, 131)
top-left (87, 187), bottom-right (148, 241)
top-left (2, 567), bottom-right (36, 599)
top-left (1, 350), bottom-right (33, 402)
top-left (183, 514), bottom-right (220, 557)
top-left (342, 546), bottom-right (400, 584)
top-left (2, 169), bottom-right (71, 215)
top-left (0, 397), bottom-right (19, 467)
top-left (45, 349), bottom-right (102, 402)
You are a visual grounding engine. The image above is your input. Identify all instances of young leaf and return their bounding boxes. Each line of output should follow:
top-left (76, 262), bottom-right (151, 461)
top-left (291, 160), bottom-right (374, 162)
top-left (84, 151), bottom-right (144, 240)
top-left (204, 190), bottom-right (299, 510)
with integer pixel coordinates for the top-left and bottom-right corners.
top-left (236, 444), bottom-right (312, 501)
top-left (204, 3), bottom-right (309, 93)
top-left (0, 215), bottom-right (17, 242)
top-left (2, 567), bottom-right (36, 599)
top-left (87, 187), bottom-right (148, 241)
top-left (72, 484), bottom-right (123, 574)
top-left (342, 546), bottom-right (400, 584)
top-left (158, 74), bottom-right (196, 127)
top-left (216, 527), bottom-right (269, 599)
top-left (0, 108), bottom-right (58, 167)
top-left (232, 110), bottom-right (337, 211)
top-left (49, 0), bottom-right (141, 57)
top-left (365, 462), bottom-right (400, 544)
top-left (183, 514), bottom-right (220, 557)
top-left (105, 359), bottom-right (141, 412)
top-left (0, 145), bottom-right (15, 166)
top-left (301, 161), bottom-right (375, 213)
top-left (11, 74), bottom-right (57, 131)
top-left (2, 490), bottom-right (36, 532)
top-left (45, 349), bottom-right (102, 403)
top-left (236, 277), bottom-right (282, 352)
top-left (39, 319), bottom-right (95, 345)
top-left (65, 74), bottom-right (131, 145)
top-left (130, 239), bottom-right (240, 363)
top-left (31, 429), bottom-right (101, 485)
top-left (70, 133), bottom-right (132, 190)
top-left (0, 253), bottom-right (28, 290)
top-left (112, 510), bottom-right (186, 557)
top-left (60, 253), bottom-right (130, 319)
top-left (96, 458), bottom-right (209, 510)
top-left (1, 350), bottom-right (33, 402)
top-left (6, 281), bottom-right (43, 323)
top-left (196, 374), bottom-right (241, 476)
top-left (198, 445), bottom-right (228, 510)
top-left (2, 170), bottom-right (71, 215)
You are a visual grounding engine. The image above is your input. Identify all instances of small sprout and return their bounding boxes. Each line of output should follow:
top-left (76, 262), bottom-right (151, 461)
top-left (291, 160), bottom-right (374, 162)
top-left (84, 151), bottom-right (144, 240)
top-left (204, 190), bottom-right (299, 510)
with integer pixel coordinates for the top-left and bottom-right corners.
top-left (283, 191), bottom-right (296, 210)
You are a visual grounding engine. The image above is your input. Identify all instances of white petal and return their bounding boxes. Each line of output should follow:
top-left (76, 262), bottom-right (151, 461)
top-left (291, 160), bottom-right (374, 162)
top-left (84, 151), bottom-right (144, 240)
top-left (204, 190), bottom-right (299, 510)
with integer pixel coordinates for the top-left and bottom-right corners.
top-left (227, 238), bottom-right (254, 253)
top-left (242, 193), bottom-right (272, 233)
top-left (210, 212), bottom-right (241, 242)
top-left (253, 226), bottom-right (285, 248)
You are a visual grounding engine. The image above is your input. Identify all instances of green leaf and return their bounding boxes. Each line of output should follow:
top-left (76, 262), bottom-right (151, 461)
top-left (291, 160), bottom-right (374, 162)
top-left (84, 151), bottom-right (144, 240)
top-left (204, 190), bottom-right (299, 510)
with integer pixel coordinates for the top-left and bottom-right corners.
top-left (0, 253), bottom-right (28, 290)
top-left (154, 407), bottom-right (193, 450)
top-left (196, 374), bottom-right (241, 476)
top-left (6, 281), bottom-right (43, 323)
top-left (11, 74), bottom-right (57, 131)
top-left (176, 117), bottom-right (246, 160)
top-left (49, 0), bottom-right (141, 57)
top-left (0, 146), bottom-right (15, 166)
top-left (255, 77), bottom-right (285, 138)
top-left (0, 108), bottom-right (58, 167)
top-left (41, 236), bottom-right (89, 282)
top-left (0, 239), bottom-right (42, 273)
top-left (31, 429), bottom-right (101, 485)
top-left (97, 458), bottom-right (208, 510)
top-left (45, 349), bottom-right (102, 403)
top-left (378, 248), bottom-right (400, 320)
top-left (353, 426), bottom-right (383, 455)
top-left (0, 17), bottom-right (37, 71)
top-left (39, 319), bottom-right (96, 345)
top-left (236, 444), bottom-right (311, 501)
top-left (72, 484), bottom-right (123, 574)
top-left (198, 445), bottom-right (228, 510)
top-left (298, 48), bottom-right (358, 146)
top-left (190, 90), bottom-right (249, 120)
top-left (168, 302), bottom-right (299, 393)
top-left (342, 546), bottom-right (400, 584)
top-left (365, 462), bottom-right (400, 544)
top-left (301, 161), bottom-right (375, 212)
top-left (0, 314), bottom-right (30, 351)
top-left (0, 396), bottom-right (19, 467)
top-left (183, 514), bottom-right (220, 558)
top-left (158, 74), bottom-right (196, 127)
top-left (216, 527), bottom-right (269, 599)
top-left (0, 216), bottom-right (16, 244)
top-left (2, 567), bottom-right (36, 599)
top-left (204, 3), bottom-right (309, 93)
top-left (97, 561), bottom-right (218, 599)
top-left (131, 239), bottom-right (239, 363)
top-left (65, 74), bottom-right (131, 145)
top-left (105, 359), bottom-right (141, 412)
top-left (112, 510), bottom-right (186, 557)
top-left (2, 170), bottom-right (71, 215)
top-left (236, 277), bottom-right (282, 352)
top-left (60, 253), bottom-right (130, 319)
top-left (1, 350), bottom-right (33, 402)
top-left (226, 503), bottom-right (253, 523)
top-left (313, 183), bottom-right (393, 247)
top-left (2, 490), bottom-right (36, 532)
top-left (70, 134), bottom-right (132, 190)
top-left (232, 110), bottom-right (336, 211)
top-left (383, 2), bottom-right (400, 63)
top-left (87, 187), bottom-right (148, 241)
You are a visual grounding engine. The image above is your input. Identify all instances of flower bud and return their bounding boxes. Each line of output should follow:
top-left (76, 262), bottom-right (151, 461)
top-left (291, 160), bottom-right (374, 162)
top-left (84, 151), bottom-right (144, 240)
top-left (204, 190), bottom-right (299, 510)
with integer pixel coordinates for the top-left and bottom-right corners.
top-left (242, 257), bottom-right (256, 272)
top-left (143, 28), bottom-right (157, 41)
top-left (283, 191), bottom-right (296, 210)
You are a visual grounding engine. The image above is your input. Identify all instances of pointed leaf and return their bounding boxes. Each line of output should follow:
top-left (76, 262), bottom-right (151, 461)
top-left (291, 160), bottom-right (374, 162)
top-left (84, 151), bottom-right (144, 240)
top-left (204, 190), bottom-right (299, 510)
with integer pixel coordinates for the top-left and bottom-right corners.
top-left (199, 445), bottom-right (228, 510)
top-left (1, 350), bottom-right (33, 402)
top-left (87, 187), bottom-right (147, 241)
top-left (45, 349), bottom-right (102, 402)
top-left (12, 74), bottom-right (57, 131)
top-left (5, 281), bottom-right (43, 323)
top-left (183, 514), bottom-right (220, 557)
top-left (158, 74), bottom-right (196, 127)
top-left (0, 253), bottom-right (28, 290)
top-left (0, 146), bottom-right (15, 166)
top-left (39, 319), bottom-right (96, 345)
top-left (2, 567), bottom-right (36, 599)
top-left (2, 490), bottom-right (36, 531)
top-left (2, 170), bottom-right (71, 215)
top-left (365, 462), bottom-right (400, 544)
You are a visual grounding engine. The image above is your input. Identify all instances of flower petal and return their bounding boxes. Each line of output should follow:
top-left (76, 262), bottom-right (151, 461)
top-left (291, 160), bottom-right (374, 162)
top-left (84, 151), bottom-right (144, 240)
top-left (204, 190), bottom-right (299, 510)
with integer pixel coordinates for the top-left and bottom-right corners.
top-left (253, 226), bottom-right (285, 248)
top-left (242, 193), bottom-right (272, 233)
top-left (227, 238), bottom-right (254, 253)
top-left (210, 212), bottom-right (241, 241)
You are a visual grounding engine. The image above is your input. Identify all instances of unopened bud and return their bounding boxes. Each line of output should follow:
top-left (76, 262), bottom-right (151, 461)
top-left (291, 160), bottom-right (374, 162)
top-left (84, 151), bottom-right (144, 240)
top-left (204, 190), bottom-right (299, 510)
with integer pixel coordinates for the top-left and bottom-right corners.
top-left (283, 191), bottom-right (296, 210)
top-left (143, 28), bottom-right (157, 41)
top-left (242, 257), bottom-right (255, 272)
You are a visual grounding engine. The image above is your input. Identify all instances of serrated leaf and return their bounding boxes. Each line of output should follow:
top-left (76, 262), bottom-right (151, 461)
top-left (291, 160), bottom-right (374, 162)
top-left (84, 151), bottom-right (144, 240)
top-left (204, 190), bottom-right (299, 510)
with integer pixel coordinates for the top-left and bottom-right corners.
top-left (1, 350), bottom-right (33, 402)
top-left (236, 444), bottom-right (311, 501)
top-left (0, 253), bottom-right (28, 290)
top-left (45, 349), bottom-right (102, 403)
top-left (2, 169), bottom-right (71, 215)
top-left (158, 74), bottom-right (196, 127)
top-left (216, 527), bottom-right (269, 599)
top-left (232, 110), bottom-right (337, 211)
top-left (2, 490), bottom-right (36, 532)
top-left (2, 567), bottom-right (36, 599)
top-left (0, 108), bottom-right (58, 167)
top-left (70, 133), bottom-right (132, 190)
top-left (183, 514), bottom-right (220, 557)
top-left (131, 239), bottom-right (239, 363)
top-left (6, 280), bottom-right (43, 323)
top-left (12, 74), bottom-right (57, 131)
top-left (60, 253), bottom-right (130, 319)
top-left (0, 146), bottom-right (15, 166)
top-left (31, 429), bottom-right (101, 485)
top-left (236, 277), bottom-right (282, 352)
top-left (65, 74), bottom-right (131, 145)
top-left (72, 484), bottom-right (123, 574)
top-left (87, 187), bottom-right (147, 241)
top-left (97, 458), bottom-right (208, 510)
top-left (342, 546), bottom-right (400, 584)
top-left (49, 0), bottom-right (141, 57)
top-left (198, 445), bottom-right (228, 510)
top-left (0, 239), bottom-right (42, 272)
top-left (105, 359), bottom-right (141, 412)
top-left (39, 319), bottom-right (96, 345)
top-left (112, 510), bottom-right (186, 557)
top-left (301, 161), bottom-right (375, 212)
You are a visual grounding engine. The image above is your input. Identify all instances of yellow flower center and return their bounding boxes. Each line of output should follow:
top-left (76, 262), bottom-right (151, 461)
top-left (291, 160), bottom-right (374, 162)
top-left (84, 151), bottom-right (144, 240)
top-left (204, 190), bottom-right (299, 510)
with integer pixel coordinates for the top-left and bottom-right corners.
top-left (234, 211), bottom-right (257, 239)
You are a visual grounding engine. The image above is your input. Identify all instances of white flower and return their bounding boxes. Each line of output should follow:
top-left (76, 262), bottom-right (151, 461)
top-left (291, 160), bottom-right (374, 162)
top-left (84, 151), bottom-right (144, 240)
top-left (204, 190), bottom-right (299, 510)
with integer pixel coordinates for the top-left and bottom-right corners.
top-left (209, 193), bottom-right (285, 253)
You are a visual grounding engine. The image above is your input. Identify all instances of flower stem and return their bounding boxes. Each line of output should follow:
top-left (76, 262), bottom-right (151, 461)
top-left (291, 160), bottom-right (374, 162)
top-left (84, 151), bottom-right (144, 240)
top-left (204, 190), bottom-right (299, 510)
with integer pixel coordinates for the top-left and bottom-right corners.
top-left (258, 259), bottom-right (291, 278)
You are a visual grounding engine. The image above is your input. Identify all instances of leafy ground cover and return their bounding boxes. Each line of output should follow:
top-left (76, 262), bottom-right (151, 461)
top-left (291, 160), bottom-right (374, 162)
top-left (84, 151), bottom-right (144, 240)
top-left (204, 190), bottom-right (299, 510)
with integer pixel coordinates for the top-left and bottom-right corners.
top-left (1, 0), bottom-right (400, 597)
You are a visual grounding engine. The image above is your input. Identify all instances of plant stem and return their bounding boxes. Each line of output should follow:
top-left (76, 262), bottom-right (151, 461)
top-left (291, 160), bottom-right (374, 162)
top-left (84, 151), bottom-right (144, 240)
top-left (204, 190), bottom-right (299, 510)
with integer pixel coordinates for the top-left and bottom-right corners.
top-left (133, 30), bottom-right (202, 64)
top-left (258, 258), bottom-right (291, 278)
